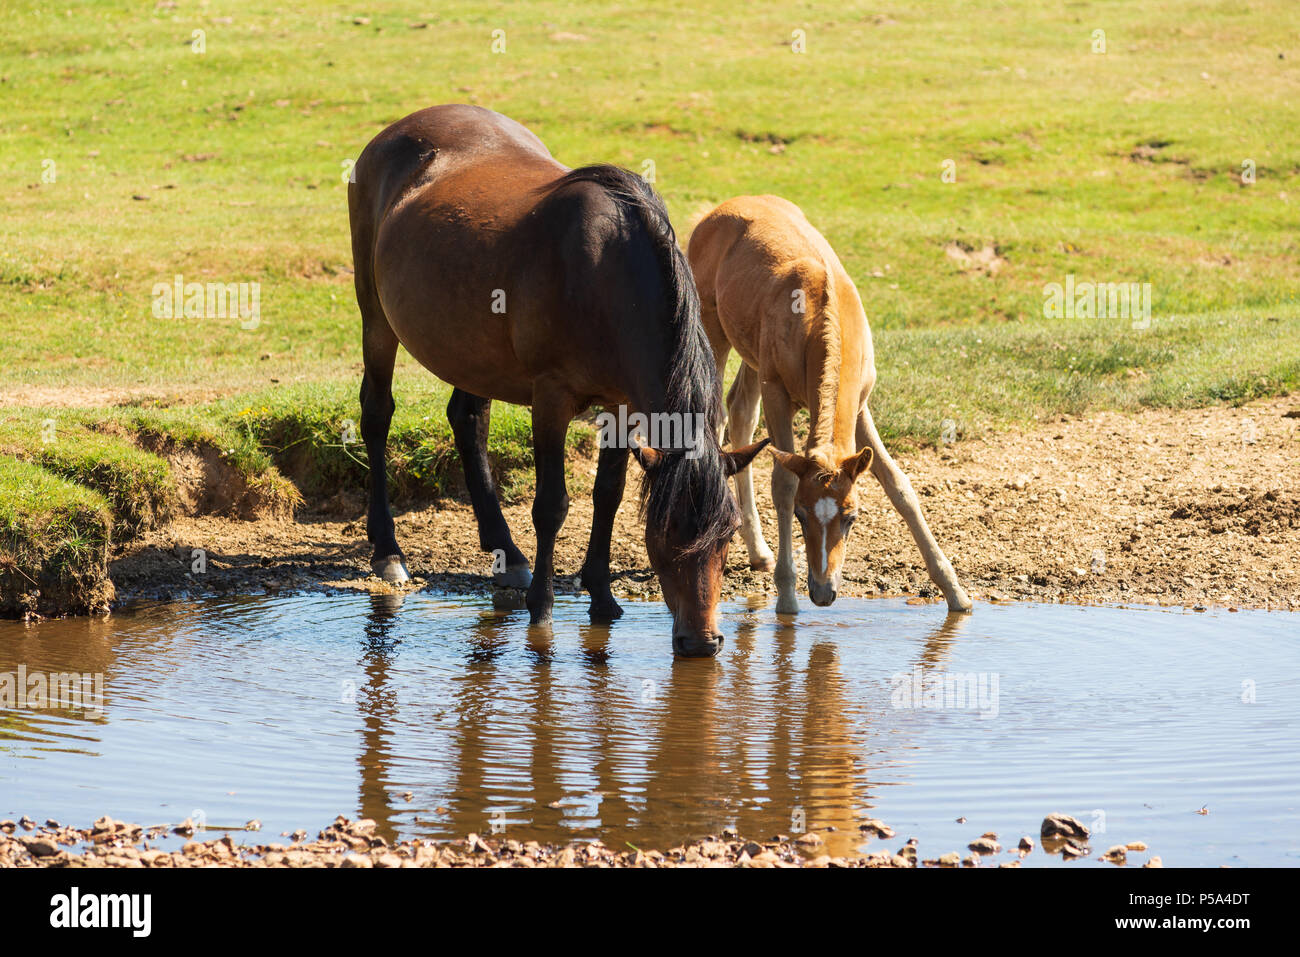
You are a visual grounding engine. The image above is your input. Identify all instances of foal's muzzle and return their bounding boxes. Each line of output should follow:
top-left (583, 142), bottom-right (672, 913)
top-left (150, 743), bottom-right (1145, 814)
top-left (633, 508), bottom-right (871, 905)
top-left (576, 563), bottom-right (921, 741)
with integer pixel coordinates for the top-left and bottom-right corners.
top-left (808, 577), bottom-right (838, 607)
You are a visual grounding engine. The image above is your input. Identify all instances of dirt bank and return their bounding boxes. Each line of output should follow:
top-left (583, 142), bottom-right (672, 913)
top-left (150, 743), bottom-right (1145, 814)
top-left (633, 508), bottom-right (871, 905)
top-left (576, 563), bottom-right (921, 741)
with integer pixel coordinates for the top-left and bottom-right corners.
top-left (1, 814), bottom-right (1155, 868)
top-left (107, 394), bottom-right (1300, 612)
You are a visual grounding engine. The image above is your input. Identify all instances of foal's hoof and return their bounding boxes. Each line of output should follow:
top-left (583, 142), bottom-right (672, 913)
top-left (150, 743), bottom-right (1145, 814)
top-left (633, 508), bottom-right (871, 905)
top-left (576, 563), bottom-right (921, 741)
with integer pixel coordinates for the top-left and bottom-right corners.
top-left (775, 594), bottom-right (800, 616)
top-left (372, 554), bottom-right (410, 584)
top-left (493, 563), bottom-right (532, 589)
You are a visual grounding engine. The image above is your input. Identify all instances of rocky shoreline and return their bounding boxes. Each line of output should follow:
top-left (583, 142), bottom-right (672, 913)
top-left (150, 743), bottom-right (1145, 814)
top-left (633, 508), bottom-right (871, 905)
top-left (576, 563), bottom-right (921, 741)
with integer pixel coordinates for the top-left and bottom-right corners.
top-left (2, 814), bottom-right (1161, 869)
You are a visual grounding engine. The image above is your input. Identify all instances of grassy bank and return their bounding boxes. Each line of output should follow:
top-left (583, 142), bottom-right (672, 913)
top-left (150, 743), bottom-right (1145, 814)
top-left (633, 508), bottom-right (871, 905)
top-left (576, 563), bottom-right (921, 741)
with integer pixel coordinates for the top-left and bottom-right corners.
top-left (1, 0), bottom-right (1297, 613)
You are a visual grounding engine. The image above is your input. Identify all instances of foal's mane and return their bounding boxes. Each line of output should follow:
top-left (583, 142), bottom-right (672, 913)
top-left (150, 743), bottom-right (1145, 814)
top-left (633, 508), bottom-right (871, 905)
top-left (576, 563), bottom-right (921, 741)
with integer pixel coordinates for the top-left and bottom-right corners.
top-left (542, 165), bottom-right (737, 552)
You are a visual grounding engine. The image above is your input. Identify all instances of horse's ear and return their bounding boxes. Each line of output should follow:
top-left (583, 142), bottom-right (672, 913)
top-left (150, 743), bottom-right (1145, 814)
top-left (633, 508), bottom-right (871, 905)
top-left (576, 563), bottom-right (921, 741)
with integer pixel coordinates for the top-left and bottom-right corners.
top-left (629, 438), bottom-right (664, 472)
top-left (723, 438), bottom-right (771, 476)
top-left (843, 446), bottom-right (874, 480)
top-left (768, 445), bottom-right (812, 478)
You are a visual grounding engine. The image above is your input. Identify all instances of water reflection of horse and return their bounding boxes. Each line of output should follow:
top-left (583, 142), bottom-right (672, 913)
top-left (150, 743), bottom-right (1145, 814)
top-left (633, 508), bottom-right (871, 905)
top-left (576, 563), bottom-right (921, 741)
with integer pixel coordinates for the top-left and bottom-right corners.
top-left (352, 595), bottom-right (968, 857)
top-left (349, 104), bottom-right (765, 657)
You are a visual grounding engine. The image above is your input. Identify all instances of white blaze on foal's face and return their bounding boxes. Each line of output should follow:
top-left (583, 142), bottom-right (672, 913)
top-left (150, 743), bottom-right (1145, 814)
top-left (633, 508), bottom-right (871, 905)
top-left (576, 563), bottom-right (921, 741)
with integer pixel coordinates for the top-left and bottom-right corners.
top-left (770, 445), bottom-right (874, 600)
top-left (812, 496), bottom-right (839, 577)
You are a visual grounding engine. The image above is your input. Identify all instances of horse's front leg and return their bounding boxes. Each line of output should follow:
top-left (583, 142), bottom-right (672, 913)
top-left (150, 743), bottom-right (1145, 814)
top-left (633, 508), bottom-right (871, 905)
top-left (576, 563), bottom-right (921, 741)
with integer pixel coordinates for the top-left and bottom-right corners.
top-left (447, 388), bottom-right (531, 588)
top-left (580, 441), bottom-right (628, 622)
top-left (360, 323), bottom-right (408, 583)
top-left (526, 383), bottom-right (575, 625)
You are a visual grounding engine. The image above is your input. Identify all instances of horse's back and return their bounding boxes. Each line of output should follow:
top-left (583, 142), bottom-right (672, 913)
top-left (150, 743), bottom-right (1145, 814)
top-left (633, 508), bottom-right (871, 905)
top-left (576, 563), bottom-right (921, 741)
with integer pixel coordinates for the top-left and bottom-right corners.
top-left (352, 105), bottom-right (560, 232)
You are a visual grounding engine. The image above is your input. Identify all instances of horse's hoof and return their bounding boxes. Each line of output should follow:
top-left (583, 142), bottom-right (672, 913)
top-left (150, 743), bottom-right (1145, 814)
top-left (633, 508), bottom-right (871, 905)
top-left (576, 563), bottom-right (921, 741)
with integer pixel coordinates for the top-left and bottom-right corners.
top-left (589, 597), bottom-right (624, 622)
top-left (750, 555), bottom-right (776, 572)
top-left (372, 555), bottom-right (410, 583)
top-left (946, 586), bottom-right (974, 613)
top-left (491, 588), bottom-right (527, 610)
top-left (775, 595), bottom-right (799, 615)
top-left (493, 564), bottom-right (532, 589)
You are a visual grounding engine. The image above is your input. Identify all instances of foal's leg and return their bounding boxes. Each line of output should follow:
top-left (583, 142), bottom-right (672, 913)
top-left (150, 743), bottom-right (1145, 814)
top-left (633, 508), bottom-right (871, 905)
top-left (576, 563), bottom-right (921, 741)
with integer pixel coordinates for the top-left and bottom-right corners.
top-left (712, 344), bottom-right (732, 444)
top-left (857, 406), bottom-right (972, 612)
top-left (728, 364), bottom-right (775, 571)
top-left (762, 382), bottom-right (800, 615)
top-left (447, 388), bottom-right (531, 589)
top-left (358, 301), bottom-right (408, 582)
top-left (526, 382), bottom-right (575, 625)
top-left (580, 443), bottom-right (628, 622)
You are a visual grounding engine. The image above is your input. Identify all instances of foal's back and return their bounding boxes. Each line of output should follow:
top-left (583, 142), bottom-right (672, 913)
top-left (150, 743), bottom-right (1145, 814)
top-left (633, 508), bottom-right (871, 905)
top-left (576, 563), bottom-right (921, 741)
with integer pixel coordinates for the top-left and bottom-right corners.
top-left (688, 195), bottom-right (873, 410)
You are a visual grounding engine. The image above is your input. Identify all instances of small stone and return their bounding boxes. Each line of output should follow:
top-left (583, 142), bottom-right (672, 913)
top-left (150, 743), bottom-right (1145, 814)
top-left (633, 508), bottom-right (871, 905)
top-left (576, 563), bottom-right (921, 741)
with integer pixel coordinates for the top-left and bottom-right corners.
top-left (1101, 845), bottom-right (1127, 864)
top-left (1125, 841), bottom-right (1147, 851)
top-left (340, 853), bottom-right (372, 868)
top-left (1143, 856), bottom-right (1163, 868)
top-left (21, 837), bottom-right (59, 857)
top-left (1041, 813), bottom-right (1089, 841)
top-left (968, 837), bottom-right (1000, 855)
top-left (1018, 836), bottom-right (1035, 853)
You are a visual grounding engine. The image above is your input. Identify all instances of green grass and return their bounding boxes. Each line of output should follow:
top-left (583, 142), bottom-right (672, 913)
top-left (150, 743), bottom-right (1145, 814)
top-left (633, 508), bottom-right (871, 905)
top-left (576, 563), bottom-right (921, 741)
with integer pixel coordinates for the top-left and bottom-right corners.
top-left (870, 307), bottom-right (1300, 447)
top-left (0, 0), bottom-right (1298, 612)
top-left (1, 0), bottom-right (1296, 396)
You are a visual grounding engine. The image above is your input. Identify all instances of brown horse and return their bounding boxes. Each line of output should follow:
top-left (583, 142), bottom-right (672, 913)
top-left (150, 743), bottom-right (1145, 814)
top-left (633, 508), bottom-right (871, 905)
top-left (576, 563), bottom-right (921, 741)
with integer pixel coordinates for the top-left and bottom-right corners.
top-left (688, 195), bottom-right (971, 615)
top-left (348, 105), bottom-right (765, 656)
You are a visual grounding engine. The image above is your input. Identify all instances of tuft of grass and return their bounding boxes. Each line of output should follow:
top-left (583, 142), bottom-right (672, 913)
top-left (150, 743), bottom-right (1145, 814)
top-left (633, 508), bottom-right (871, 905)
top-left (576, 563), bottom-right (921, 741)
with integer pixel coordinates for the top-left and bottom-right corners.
top-left (0, 412), bottom-right (174, 538)
top-left (0, 456), bottom-right (113, 617)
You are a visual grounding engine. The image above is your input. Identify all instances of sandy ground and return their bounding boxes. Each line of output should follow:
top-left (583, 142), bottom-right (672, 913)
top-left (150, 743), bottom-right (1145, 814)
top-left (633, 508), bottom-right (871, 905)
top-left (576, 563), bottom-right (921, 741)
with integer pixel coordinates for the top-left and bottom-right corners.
top-left (109, 393), bottom-right (1300, 612)
top-left (2, 813), bottom-right (1151, 868)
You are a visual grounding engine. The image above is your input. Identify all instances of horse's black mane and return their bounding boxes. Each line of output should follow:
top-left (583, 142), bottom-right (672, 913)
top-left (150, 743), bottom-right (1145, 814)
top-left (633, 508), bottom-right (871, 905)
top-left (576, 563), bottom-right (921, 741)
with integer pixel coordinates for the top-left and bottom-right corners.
top-left (545, 165), bottom-right (738, 553)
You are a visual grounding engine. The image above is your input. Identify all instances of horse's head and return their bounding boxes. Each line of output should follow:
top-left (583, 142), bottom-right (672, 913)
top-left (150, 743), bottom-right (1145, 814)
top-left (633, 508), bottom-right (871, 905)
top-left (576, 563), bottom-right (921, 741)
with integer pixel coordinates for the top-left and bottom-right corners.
top-left (633, 438), bottom-right (769, 657)
top-left (769, 445), bottom-right (874, 606)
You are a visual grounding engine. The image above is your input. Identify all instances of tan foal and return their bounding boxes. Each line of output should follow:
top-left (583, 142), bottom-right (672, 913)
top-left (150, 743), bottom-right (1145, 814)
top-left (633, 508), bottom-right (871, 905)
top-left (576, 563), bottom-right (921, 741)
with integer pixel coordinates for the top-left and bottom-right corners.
top-left (688, 195), bottom-right (972, 614)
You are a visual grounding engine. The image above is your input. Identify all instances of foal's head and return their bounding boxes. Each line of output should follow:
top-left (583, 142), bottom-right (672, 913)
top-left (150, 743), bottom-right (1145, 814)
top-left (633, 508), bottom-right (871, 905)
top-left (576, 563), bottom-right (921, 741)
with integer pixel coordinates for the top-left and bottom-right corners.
top-left (770, 445), bottom-right (874, 606)
top-left (633, 439), bottom-right (769, 657)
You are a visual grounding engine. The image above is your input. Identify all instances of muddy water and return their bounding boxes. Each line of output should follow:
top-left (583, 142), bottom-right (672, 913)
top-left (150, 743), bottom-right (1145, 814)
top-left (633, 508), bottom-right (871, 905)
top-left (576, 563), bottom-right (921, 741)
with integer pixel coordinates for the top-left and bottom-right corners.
top-left (1, 593), bottom-right (1297, 866)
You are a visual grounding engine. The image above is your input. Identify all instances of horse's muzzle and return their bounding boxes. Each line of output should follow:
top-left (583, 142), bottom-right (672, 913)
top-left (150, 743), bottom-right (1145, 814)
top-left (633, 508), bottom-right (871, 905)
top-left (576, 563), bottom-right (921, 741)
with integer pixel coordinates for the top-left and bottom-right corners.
top-left (673, 632), bottom-right (725, 658)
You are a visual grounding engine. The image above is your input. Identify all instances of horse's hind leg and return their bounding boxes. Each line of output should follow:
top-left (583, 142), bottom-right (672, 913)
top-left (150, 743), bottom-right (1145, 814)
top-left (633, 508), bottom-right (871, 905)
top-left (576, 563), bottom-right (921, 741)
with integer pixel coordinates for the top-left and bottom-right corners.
top-left (580, 442), bottom-right (628, 622)
top-left (447, 389), bottom-right (531, 589)
top-left (727, 363), bottom-right (775, 571)
top-left (358, 308), bottom-right (408, 583)
top-left (857, 406), bottom-right (972, 612)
